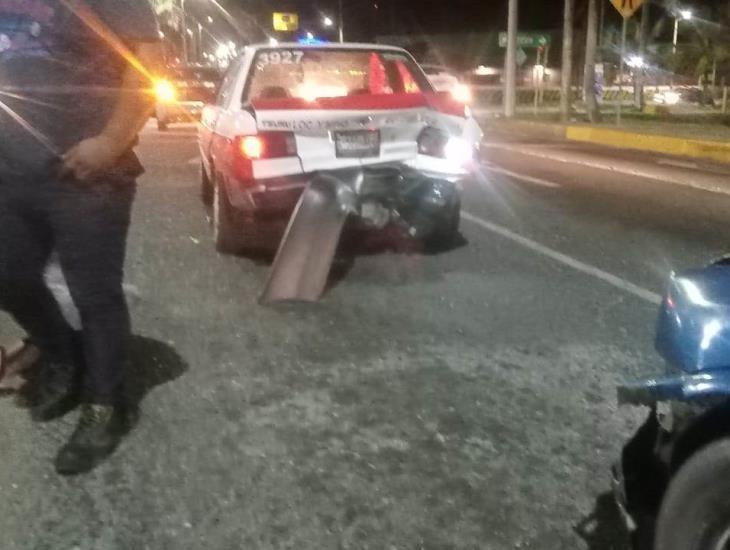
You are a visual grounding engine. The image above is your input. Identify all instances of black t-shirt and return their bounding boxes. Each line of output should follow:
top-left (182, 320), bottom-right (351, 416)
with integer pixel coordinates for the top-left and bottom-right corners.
top-left (0, 0), bottom-right (159, 178)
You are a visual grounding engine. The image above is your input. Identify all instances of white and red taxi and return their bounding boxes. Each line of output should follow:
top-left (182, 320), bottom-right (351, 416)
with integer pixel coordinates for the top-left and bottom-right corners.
top-left (198, 42), bottom-right (482, 253)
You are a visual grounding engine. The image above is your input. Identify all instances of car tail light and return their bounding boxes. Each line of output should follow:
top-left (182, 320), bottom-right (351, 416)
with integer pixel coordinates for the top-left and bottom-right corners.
top-left (240, 136), bottom-right (265, 159)
top-left (235, 132), bottom-right (297, 160)
top-left (451, 83), bottom-right (473, 104)
top-left (232, 132), bottom-right (298, 181)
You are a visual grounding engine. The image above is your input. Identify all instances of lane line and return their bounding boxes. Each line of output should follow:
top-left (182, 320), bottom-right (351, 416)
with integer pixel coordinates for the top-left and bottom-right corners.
top-left (481, 163), bottom-right (561, 188)
top-left (187, 156), bottom-right (200, 165)
top-left (656, 158), bottom-right (698, 170)
top-left (482, 142), bottom-right (730, 197)
top-left (462, 211), bottom-right (662, 305)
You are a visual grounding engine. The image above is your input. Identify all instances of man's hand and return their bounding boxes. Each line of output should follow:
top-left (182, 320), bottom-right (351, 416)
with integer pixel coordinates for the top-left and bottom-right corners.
top-left (60, 42), bottom-right (163, 183)
top-left (61, 134), bottom-right (123, 182)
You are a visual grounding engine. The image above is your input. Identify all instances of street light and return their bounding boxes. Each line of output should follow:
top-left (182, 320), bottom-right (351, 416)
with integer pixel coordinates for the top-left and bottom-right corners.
top-left (673, 9), bottom-right (693, 55)
top-left (671, 8), bottom-right (692, 87)
top-left (323, 16), bottom-right (334, 27)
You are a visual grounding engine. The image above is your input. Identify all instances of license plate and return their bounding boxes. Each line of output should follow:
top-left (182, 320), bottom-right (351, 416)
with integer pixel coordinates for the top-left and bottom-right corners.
top-left (334, 130), bottom-right (380, 158)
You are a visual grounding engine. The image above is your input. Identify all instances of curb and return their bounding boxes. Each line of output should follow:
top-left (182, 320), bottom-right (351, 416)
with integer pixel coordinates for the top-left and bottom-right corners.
top-left (565, 126), bottom-right (730, 164)
top-left (483, 119), bottom-right (730, 164)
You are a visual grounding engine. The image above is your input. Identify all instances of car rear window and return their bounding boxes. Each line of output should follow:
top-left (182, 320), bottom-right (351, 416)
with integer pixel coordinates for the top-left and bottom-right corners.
top-left (245, 48), bottom-right (432, 103)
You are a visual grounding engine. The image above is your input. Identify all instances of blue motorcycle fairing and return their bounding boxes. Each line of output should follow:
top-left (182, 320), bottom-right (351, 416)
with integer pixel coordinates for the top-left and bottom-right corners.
top-left (655, 262), bottom-right (730, 374)
top-left (618, 369), bottom-right (730, 406)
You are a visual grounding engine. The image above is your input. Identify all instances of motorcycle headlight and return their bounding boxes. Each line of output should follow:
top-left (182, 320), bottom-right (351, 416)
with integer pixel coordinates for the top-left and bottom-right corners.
top-left (418, 127), bottom-right (475, 167)
top-left (444, 137), bottom-right (474, 165)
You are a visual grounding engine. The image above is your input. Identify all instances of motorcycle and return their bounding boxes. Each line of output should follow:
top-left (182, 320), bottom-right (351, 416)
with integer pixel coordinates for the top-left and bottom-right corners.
top-left (614, 257), bottom-right (730, 549)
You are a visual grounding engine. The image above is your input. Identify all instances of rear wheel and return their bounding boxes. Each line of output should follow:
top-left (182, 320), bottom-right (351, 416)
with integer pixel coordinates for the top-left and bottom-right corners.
top-left (654, 438), bottom-right (730, 550)
top-left (201, 163), bottom-right (213, 206)
top-left (213, 181), bottom-right (246, 254)
top-left (212, 181), bottom-right (281, 255)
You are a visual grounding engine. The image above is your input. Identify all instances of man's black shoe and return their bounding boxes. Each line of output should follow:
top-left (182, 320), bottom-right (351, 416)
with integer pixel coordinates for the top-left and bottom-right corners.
top-left (55, 404), bottom-right (127, 476)
top-left (29, 362), bottom-right (80, 422)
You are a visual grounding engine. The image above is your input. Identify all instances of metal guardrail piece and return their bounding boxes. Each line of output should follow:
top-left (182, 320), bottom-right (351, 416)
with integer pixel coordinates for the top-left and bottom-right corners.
top-left (260, 171), bottom-right (360, 304)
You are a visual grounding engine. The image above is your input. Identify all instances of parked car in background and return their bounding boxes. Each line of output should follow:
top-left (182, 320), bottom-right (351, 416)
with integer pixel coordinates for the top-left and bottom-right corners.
top-left (155, 65), bottom-right (221, 131)
top-left (420, 64), bottom-right (472, 104)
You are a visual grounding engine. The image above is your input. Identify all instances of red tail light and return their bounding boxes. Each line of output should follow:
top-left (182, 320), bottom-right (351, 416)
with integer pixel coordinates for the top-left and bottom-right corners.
top-left (235, 132), bottom-right (297, 160)
top-left (233, 132), bottom-right (298, 181)
top-left (239, 136), bottom-right (265, 159)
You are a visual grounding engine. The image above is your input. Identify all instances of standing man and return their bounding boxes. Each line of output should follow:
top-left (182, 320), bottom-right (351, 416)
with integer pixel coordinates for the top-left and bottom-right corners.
top-left (0, 0), bottom-right (163, 475)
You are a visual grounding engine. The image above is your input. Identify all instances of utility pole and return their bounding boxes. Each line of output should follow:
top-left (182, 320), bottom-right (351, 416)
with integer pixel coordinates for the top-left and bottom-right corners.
top-left (616, 17), bottom-right (627, 125)
top-left (560, 0), bottom-right (574, 121)
top-left (197, 22), bottom-right (203, 62)
top-left (635, 3), bottom-right (650, 110)
top-left (598, 0), bottom-right (605, 48)
top-left (180, 0), bottom-right (189, 64)
top-left (583, 0), bottom-right (601, 122)
top-left (504, 0), bottom-right (518, 117)
top-left (338, 0), bottom-right (344, 43)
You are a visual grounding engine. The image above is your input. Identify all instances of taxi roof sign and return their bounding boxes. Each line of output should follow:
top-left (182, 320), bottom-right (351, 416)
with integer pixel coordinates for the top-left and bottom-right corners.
top-left (609, 0), bottom-right (645, 19)
top-left (273, 12), bottom-right (299, 32)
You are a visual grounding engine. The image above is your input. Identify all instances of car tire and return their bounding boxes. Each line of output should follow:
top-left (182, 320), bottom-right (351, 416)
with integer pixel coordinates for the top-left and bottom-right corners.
top-left (201, 163), bottom-right (213, 207)
top-left (212, 181), bottom-right (279, 255)
top-left (213, 181), bottom-right (246, 254)
top-left (157, 119), bottom-right (168, 131)
top-left (423, 200), bottom-right (461, 250)
top-left (654, 438), bottom-right (730, 550)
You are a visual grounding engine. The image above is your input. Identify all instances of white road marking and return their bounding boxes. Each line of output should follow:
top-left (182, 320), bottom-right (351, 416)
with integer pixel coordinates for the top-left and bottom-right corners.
top-left (187, 157), bottom-right (200, 165)
top-left (462, 211), bottom-right (662, 305)
top-left (656, 158), bottom-right (698, 170)
top-left (482, 163), bottom-right (561, 188)
top-left (483, 142), bottom-right (730, 197)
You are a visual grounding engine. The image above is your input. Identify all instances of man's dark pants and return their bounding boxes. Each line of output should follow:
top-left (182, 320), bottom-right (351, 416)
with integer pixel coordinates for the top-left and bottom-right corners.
top-left (0, 173), bottom-right (135, 405)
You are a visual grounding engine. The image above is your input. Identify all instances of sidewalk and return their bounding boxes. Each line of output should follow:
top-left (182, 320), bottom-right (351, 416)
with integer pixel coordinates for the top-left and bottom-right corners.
top-left (481, 115), bottom-right (730, 164)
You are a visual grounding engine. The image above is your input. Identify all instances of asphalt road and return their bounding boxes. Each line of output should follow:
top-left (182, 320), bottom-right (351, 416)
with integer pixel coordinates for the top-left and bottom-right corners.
top-left (2, 122), bottom-right (730, 550)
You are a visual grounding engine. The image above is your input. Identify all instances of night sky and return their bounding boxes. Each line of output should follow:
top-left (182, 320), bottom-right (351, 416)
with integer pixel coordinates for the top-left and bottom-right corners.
top-left (239, 0), bottom-right (560, 39)
top-left (233, 0), bottom-right (728, 41)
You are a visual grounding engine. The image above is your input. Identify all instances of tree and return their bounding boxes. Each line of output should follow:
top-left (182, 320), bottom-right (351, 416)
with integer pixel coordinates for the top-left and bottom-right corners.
top-left (583, 0), bottom-right (601, 122)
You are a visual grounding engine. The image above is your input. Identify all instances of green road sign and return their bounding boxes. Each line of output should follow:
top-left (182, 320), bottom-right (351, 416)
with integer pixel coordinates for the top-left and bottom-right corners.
top-left (499, 32), bottom-right (551, 49)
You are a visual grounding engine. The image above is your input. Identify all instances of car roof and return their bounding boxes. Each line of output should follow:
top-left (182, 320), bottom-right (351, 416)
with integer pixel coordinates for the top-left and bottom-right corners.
top-left (246, 42), bottom-right (410, 54)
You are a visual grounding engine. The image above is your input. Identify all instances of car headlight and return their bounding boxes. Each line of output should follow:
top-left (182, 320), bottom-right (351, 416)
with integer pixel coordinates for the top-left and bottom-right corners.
top-left (155, 80), bottom-right (177, 103)
top-left (664, 91), bottom-right (681, 105)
